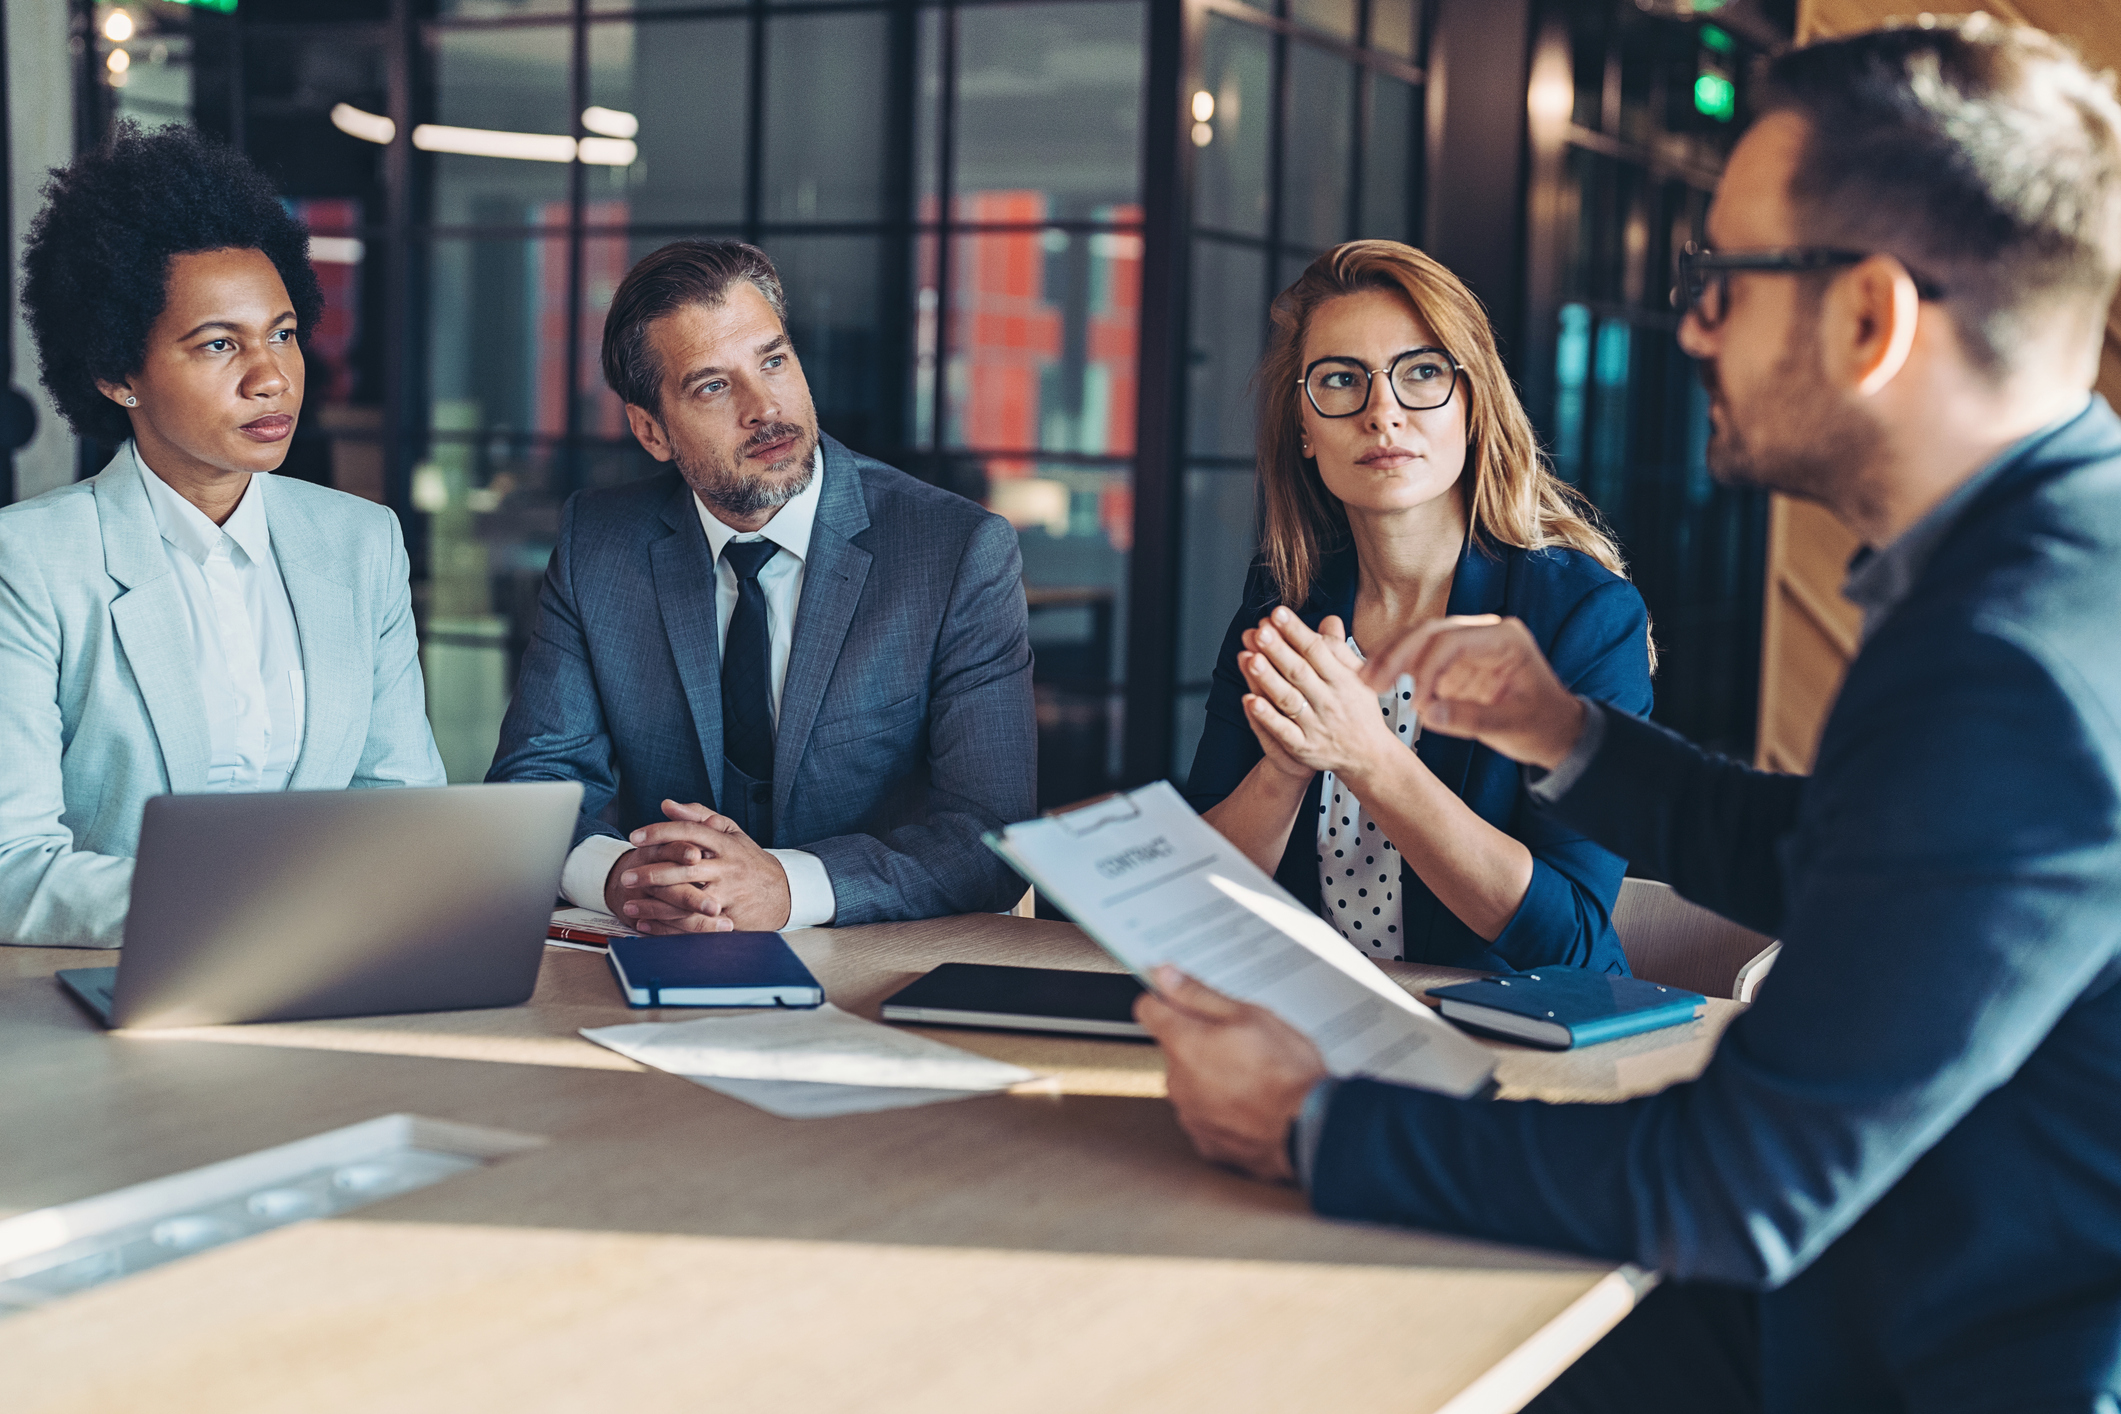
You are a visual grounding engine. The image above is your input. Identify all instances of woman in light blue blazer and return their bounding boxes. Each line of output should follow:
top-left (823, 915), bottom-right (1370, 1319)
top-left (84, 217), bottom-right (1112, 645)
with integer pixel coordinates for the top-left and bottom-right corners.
top-left (0, 122), bottom-right (444, 948)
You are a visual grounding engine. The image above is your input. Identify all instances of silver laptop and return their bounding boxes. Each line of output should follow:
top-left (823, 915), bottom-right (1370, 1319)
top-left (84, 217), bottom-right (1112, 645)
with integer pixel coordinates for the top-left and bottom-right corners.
top-left (59, 782), bottom-right (583, 1030)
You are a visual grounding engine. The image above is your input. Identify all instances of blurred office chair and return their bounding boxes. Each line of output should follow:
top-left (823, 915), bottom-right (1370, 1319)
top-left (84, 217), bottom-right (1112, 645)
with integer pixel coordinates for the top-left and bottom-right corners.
top-left (1613, 878), bottom-right (1781, 1003)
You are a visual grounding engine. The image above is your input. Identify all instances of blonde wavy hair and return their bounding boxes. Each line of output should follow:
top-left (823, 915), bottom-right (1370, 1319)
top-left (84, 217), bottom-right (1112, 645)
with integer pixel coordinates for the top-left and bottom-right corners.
top-left (1255, 240), bottom-right (1648, 664)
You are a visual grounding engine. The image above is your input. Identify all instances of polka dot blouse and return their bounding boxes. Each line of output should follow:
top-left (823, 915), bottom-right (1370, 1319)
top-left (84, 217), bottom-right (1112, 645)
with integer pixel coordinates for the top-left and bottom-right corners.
top-left (1316, 639), bottom-right (1419, 962)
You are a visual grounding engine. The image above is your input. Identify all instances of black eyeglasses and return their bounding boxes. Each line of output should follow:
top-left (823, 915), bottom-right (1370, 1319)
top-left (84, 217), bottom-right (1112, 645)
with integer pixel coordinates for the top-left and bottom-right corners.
top-left (1300, 347), bottom-right (1462, 419)
top-left (1672, 242), bottom-right (1949, 328)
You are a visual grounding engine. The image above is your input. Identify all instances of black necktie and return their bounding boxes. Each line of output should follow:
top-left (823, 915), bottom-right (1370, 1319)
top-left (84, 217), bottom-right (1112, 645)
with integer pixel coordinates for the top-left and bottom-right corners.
top-left (720, 539), bottom-right (779, 785)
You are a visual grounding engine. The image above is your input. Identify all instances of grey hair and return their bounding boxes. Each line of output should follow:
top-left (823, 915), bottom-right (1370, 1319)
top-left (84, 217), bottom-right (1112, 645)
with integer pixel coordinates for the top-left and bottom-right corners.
top-left (600, 238), bottom-right (788, 412)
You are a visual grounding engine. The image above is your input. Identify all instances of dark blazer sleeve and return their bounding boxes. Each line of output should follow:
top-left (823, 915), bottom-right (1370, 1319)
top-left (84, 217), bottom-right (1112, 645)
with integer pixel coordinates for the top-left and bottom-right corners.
top-left (1310, 629), bottom-right (2121, 1291)
top-left (805, 513), bottom-right (1036, 921)
top-left (1486, 576), bottom-right (1653, 971)
top-left (485, 494), bottom-right (625, 850)
top-left (1546, 703), bottom-right (1807, 939)
top-left (1183, 564), bottom-right (1281, 813)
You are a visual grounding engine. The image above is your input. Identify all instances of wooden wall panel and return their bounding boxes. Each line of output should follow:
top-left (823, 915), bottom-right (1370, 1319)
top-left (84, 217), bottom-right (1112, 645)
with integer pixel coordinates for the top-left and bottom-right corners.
top-left (1757, 498), bottom-right (1861, 771)
top-left (1756, 0), bottom-right (2121, 769)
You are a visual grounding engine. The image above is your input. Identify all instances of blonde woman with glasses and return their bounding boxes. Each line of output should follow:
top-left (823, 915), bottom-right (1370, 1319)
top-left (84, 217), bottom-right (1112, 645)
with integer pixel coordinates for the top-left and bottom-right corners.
top-left (1184, 240), bottom-right (1653, 973)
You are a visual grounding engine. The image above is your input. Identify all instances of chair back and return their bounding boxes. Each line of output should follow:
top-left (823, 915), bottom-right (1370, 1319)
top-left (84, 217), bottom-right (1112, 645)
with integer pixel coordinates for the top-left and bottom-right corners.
top-left (1612, 878), bottom-right (1779, 1002)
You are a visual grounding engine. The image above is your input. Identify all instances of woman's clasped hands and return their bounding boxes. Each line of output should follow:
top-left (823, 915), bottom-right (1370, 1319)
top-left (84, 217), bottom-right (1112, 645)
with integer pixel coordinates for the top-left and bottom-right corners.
top-left (1236, 606), bottom-right (1407, 786)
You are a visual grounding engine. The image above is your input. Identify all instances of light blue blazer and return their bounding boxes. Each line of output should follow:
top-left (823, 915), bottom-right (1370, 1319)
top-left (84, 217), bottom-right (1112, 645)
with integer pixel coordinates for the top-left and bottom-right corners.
top-left (0, 446), bottom-right (445, 948)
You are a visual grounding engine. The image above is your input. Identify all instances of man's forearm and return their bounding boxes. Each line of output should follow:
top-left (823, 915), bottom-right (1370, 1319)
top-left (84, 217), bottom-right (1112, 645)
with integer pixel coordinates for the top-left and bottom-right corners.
top-left (1523, 698), bottom-right (1607, 804)
top-left (804, 809), bottom-right (1026, 924)
top-left (1527, 706), bottom-right (1802, 939)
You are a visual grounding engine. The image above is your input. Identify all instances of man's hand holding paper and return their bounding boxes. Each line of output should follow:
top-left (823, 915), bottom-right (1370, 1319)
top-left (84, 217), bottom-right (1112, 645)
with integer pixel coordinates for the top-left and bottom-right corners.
top-left (988, 782), bottom-right (1495, 1100)
top-left (1134, 965), bottom-right (1327, 1184)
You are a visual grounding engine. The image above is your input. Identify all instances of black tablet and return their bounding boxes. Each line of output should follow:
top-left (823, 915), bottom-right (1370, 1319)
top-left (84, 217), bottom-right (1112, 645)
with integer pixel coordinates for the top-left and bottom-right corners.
top-left (879, 962), bottom-right (1150, 1040)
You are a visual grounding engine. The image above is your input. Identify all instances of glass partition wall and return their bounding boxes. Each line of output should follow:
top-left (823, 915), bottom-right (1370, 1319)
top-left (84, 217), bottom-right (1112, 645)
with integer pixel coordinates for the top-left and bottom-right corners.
top-left (1522, 0), bottom-right (1783, 757)
top-left (75, 0), bottom-right (1428, 805)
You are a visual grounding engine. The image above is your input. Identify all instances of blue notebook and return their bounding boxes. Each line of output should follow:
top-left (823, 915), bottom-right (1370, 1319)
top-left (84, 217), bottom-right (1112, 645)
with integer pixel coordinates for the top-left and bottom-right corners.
top-left (606, 933), bottom-right (824, 1009)
top-left (1424, 970), bottom-right (1704, 1050)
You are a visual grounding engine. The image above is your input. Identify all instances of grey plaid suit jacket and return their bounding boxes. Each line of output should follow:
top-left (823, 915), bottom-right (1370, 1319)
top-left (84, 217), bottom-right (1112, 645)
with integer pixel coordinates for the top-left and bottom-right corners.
top-left (487, 435), bottom-right (1036, 924)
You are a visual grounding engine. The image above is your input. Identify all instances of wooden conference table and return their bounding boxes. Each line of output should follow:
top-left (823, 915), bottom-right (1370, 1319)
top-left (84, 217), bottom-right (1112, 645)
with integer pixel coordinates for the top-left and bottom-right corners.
top-left (0, 915), bottom-right (1739, 1414)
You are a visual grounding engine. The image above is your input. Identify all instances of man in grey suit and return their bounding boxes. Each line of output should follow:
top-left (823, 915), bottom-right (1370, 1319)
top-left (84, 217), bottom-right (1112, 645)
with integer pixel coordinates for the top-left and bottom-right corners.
top-left (488, 240), bottom-right (1035, 932)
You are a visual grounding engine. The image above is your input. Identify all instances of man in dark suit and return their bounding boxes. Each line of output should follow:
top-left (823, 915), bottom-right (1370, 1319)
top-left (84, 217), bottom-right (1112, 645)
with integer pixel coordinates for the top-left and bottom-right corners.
top-left (488, 240), bottom-right (1034, 931)
top-left (1138, 20), bottom-right (2121, 1411)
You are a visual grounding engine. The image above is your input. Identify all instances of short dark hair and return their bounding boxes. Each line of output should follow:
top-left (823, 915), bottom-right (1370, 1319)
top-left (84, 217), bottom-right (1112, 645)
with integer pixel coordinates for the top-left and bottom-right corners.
top-left (601, 239), bottom-right (787, 413)
top-left (20, 121), bottom-right (326, 445)
top-left (1759, 17), bottom-right (2121, 373)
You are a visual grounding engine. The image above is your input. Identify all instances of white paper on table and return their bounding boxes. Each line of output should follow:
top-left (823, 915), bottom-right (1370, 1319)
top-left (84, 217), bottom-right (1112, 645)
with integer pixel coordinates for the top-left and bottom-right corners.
top-left (988, 780), bottom-right (1496, 1099)
top-left (580, 1004), bottom-right (1039, 1118)
top-left (551, 907), bottom-right (634, 935)
top-left (696, 1077), bottom-right (1000, 1119)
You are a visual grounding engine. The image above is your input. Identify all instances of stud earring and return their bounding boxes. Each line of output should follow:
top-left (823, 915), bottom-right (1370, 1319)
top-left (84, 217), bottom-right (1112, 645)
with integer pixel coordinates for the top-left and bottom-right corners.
top-left (124, 396), bottom-right (137, 407)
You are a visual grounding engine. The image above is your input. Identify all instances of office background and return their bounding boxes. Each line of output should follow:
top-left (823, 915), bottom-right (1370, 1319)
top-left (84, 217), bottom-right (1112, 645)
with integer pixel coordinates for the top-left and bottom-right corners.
top-left (2, 0), bottom-right (1791, 809)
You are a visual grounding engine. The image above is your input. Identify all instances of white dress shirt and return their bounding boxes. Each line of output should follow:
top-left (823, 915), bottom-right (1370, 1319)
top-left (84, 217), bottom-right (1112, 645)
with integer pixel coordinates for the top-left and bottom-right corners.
top-left (560, 448), bottom-right (839, 928)
top-left (134, 445), bottom-right (306, 793)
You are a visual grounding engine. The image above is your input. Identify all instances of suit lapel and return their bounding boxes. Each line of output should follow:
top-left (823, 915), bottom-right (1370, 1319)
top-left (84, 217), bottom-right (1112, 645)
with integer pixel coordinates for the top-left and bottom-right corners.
top-left (268, 483), bottom-right (364, 788)
top-left (97, 453), bottom-right (211, 795)
top-left (650, 478), bottom-right (726, 801)
top-left (773, 439), bottom-right (873, 826)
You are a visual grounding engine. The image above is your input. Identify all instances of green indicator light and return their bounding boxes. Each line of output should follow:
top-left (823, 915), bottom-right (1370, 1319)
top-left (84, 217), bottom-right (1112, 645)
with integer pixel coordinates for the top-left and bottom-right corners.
top-left (167, 0), bottom-right (239, 11)
top-left (1694, 72), bottom-right (1736, 122)
top-left (1701, 23), bottom-right (1734, 53)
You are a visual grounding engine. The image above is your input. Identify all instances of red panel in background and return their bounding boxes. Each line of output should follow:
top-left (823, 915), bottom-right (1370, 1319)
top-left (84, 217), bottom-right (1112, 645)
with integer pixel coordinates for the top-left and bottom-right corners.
top-left (951, 191), bottom-right (1061, 482)
top-left (533, 201), bottom-right (632, 440)
top-left (1086, 203), bottom-right (1142, 460)
top-left (290, 198), bottom-right (361, 406)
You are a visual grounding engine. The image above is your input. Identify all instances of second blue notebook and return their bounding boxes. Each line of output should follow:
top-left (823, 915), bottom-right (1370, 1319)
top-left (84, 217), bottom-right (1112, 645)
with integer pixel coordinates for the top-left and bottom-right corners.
top-left (1425, 970), bottom-right (1704, 1050)
top-left (606, 933), bottom-right (825, 1009)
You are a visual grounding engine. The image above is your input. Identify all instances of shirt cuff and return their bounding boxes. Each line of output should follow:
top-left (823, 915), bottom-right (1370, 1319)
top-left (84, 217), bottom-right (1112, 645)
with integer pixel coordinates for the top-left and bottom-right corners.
top-left (561, 834), bottom-right (632, 913)
top-left (1289, 1078), bottom-right (1340, 1192)
top-left (769, 848), bottom-right (838, 929)
top-left (1523, 698), bottom-right (1607, 805)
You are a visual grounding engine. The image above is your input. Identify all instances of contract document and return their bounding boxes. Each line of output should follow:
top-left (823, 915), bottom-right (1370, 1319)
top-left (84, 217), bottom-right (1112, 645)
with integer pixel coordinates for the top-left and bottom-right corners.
top-left (988, 781), bottom-right (1496, 1098)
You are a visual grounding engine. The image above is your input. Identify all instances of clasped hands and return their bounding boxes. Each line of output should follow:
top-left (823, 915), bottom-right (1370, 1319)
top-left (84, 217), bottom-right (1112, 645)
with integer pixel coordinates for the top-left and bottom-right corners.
top-left (1240, 605), bottom-right (1589, 774)
top-left (1236, 608), bottom-right (1411, 787)
top-left (1146, 610), bottom-right (1593, 1184)
top-left (601, 798), bottom-right (792, 933)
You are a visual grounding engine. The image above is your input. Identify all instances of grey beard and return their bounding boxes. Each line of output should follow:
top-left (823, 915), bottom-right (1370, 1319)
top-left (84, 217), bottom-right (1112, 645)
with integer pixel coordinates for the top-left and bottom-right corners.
top-left (678, 430), bottom-right (817, 518)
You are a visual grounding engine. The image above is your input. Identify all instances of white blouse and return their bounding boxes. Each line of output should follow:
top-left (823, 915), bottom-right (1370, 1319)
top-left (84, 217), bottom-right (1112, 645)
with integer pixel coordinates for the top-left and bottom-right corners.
top-left (134, 446), bottom-right (306, 792)
top-left (1316, 640), bottom-right (1419, 961)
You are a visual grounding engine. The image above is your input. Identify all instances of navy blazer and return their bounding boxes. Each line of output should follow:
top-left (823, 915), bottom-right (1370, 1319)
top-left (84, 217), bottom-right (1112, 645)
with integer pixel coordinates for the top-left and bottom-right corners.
top-left (1309, 399), bottom-right (2121, 1410)
top-left (1185, 537), bottom-right (1652, 973)
top-left (486, 435), bottom-right (1036, 924)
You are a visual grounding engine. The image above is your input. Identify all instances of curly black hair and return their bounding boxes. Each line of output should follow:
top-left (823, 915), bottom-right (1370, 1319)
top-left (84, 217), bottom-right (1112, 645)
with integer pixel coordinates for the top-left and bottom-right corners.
top-left (20, 121), bottom-right (325, 445)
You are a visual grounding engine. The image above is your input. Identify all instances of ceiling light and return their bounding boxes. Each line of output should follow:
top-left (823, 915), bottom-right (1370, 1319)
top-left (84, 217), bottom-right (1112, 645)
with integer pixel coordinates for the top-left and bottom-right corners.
top-left (106, 49), bottom-right (130, 74)
top-left (331, 104), bottom-right (635, 166)
top-left (1191, 121), bottom-right (1213, 147)
top-left (576, 137), bottom-right (639, 167)
top-left (411, 125), bottom-right (576, 164)
top-left (103, 10), bottom-right (134, 42)
top-left (330, 103), bottom-right (397, 145)
top-left (309, 237), bottom-right (366, 266)
top-left (580, 106), bottom-right (639, 140)
top-left (1191, 90), bottom-right (1214, 123)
